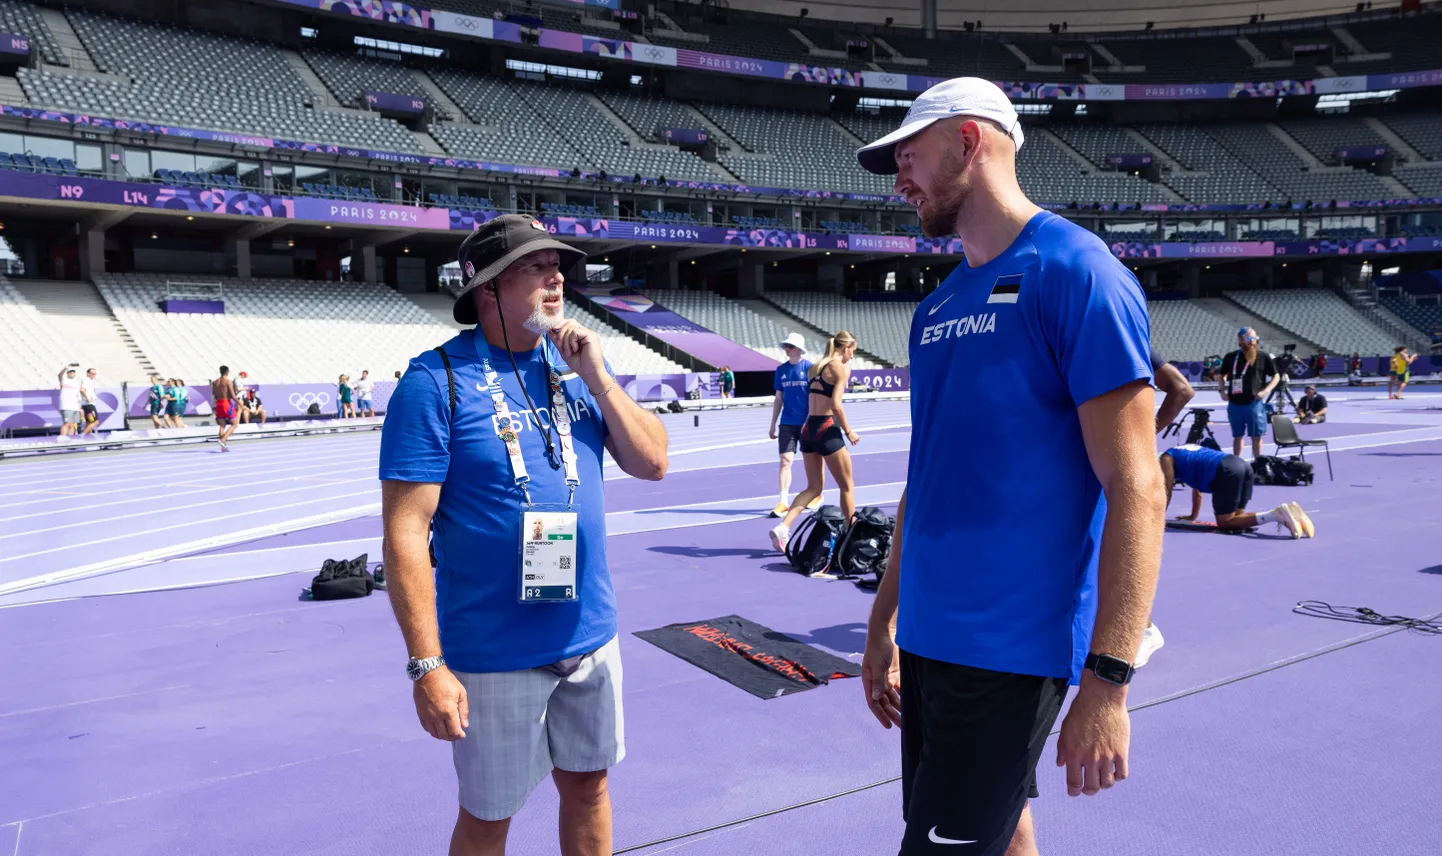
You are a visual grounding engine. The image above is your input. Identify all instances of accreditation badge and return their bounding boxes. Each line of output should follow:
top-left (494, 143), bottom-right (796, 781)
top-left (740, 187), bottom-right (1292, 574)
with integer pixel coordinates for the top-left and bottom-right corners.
top-left (519, 506), bottom-right (579, 603)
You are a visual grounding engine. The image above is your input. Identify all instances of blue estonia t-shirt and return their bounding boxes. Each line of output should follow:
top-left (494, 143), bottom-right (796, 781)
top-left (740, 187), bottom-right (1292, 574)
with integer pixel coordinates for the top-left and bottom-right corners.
top-left (899, 211), bottom-right (1153, 683)
top-left (1164, 444), bottom-right (1225, 493)
top-left (378, 329), bottom-right (615, 674)
top-left (773, 359), bottom-right (813, 426)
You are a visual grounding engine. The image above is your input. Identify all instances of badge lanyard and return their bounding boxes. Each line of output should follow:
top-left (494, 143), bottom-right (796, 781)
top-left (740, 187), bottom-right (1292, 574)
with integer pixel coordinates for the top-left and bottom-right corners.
top-left (479, 350), bottom-right (580, 508)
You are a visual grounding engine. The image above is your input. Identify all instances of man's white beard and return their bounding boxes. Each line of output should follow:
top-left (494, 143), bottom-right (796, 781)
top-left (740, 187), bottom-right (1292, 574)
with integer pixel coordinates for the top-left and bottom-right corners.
top-left (522, 297), bottom-right (564, 333)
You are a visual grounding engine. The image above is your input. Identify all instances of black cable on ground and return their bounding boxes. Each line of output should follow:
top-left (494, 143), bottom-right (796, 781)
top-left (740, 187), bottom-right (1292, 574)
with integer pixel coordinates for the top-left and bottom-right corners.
top-left (614, 605), bottom-right (1442, 854)
top-left (1292, 600), bottom-right (1442, 636)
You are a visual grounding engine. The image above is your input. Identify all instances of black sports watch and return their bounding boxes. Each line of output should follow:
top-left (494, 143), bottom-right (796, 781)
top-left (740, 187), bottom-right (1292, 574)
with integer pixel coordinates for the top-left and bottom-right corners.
top-left (1084, 652), bottom-right (1135, 686)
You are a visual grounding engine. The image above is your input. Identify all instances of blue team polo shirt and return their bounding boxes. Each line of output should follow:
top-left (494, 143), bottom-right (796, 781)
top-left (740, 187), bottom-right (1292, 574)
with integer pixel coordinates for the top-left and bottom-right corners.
top-left (379, 328), bottom-right (615, 674)
top-left (773, 359), bottom-right (812, 426)
top-left (1164, 444), bottom-right (1225, 493)
top-left (899, 211), bottom-right (1153, 683)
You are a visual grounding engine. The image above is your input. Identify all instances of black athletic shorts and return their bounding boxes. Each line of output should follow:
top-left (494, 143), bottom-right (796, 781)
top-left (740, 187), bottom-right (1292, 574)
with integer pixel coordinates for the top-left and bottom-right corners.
top-left (1209, 455), bottom-right (1254, 516)
top-left (899, 650), bottom-right (1067, 855)
top-left (777, 422), bottom-right (802, 455)
top-left (799, 414), bottom-right (845, 456)
top-left (80, 403), bottom-right (98, 423)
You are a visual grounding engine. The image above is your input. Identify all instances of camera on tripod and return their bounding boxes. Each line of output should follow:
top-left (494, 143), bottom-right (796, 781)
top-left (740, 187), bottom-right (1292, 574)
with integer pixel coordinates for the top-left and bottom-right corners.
top-left (1162, 407), bottom-right (1221, 450)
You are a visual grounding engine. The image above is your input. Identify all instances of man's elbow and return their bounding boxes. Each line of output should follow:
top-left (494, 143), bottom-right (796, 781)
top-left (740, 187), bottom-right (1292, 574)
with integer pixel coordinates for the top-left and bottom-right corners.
top-left (1105, 465), bottom-right (1167, 515)
top-left (626, 454), bottom-right (668, 481)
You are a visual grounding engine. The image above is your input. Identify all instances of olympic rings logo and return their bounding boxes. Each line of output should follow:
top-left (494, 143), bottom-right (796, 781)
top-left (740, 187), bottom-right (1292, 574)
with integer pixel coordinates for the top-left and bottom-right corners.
top-left (289, 392), bottom-right (332, 408)
top-left (448, 15), bottom-right (480, 30)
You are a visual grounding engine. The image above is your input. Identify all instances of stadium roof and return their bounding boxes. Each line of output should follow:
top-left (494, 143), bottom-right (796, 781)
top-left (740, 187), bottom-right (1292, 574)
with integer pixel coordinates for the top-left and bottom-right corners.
top-left (721, 0), bottom-right (1396, 33)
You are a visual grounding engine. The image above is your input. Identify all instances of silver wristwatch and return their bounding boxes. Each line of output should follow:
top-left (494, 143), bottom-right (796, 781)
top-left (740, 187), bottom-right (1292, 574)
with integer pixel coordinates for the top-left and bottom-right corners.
top-left (406, 655), bottom-right (445, 682)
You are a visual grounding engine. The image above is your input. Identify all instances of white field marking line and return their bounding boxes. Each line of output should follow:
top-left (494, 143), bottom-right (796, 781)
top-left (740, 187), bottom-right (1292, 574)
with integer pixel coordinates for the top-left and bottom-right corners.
top-left (0, 441), bottom-right (380, 492)
top-left (6, 734), bottom-right (429, 828)
top-left (1315, 431), bottom-right (1442, 453)
top-left (0, 569), bottom-right (314, 611)
top-left (609, 481), bottom-right (908, 518)
top-left (0, 496), bottom-right (380, 583)
top-left (620, 439), bottom-right (912, 479)
top-left (602, 422), bottom-right (912, 469)
top-left (10, 820), bottom-right (18, 856)
top-left (636, 824), bottom-right (757, 855)
top-left (0, 685), bottom-right (190, 719)
top-left (0, 453), bottom-right (383, 521)
top-left (0, 430), bottom-right (378, 477)
top-left (6, 474), bottom-right (378, 537)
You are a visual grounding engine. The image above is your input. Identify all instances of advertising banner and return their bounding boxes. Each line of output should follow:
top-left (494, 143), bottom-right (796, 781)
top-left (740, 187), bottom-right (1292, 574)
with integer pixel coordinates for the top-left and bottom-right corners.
top-left (1336, 145), bottom-right (1387, 162)
top-left (660, 127), bottom-right (708, 145)
top-left (364, 90), bottom-right (426, 115)
top-left (849, 368), bottom-right (910, 392)
top-left (1107, 153), bottom-right (1154, 169)
top-left (576, 287), bottom-right (777, 370)
top-left (614, 373), bottom-right (718, 401)
top-left (0, 387), bottom-right (126, 432)
top-left (161, 299), bottom-right (224, 314)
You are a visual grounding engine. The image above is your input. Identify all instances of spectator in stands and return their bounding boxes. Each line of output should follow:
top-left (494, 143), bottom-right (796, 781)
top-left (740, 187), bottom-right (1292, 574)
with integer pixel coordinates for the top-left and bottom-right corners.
top-left (768, 331), bottom-right (861, 552)
top-left (1220, 328), bottom-right (1278, 460)
top-left (212, 366), bottom-right (239, 451)
top-left (57, 365), bottom-right (82, 436)
top-left (719, 366), bottom-right (735, 399)
top-left (1389, 346), bottom-right (1417, 399)
top-left (239, 386), bottom-right (266, 425)
top-left (768, 333), bottom-right (819, 517)
top-left (356, 370), bottom-right (376, 417)
top-left (379, 214), bottom-right (668, 856)
top-left (79, 367), bottom-right (100, 435)
top-left (1297, 385), bottom-right (1327, 424)
top-left (854, 77), bottom-right (1164, 856)
top-left (147, 374), bottom-right (168, 429)
top-left (338, 374), bottom-right (354, 418)
top-left (234, 371), bottom-right (249, 400)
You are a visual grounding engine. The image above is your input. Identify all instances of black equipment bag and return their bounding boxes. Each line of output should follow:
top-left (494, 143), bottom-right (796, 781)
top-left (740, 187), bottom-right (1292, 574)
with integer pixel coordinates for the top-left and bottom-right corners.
top-left (1252, 455), bottom-right (1314, 487)
top-left (310, 553), bottom-right (375, 600)
top-left (307, 402), bottom-right (321, 416)
top-left (834, 506), bottom-right (894, 584)
top-left (785, 505), bottom-right (848, 576)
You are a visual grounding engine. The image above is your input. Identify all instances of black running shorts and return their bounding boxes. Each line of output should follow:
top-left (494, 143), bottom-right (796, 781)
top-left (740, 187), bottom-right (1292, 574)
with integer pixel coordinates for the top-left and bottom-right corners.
top-left (1209, 455), bottom-right (1254, 516)
top-left (799, 415), bottom-right (845, 456)
top-left (899, 650), bottom-right (1067, 855)
top-left (777, 422), bottom-right (802, 455)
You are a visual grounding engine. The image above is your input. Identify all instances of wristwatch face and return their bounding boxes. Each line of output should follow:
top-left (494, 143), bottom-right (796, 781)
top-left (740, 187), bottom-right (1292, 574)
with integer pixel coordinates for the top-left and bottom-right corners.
top-left (1093, 654), bottom-right (1132, 685)
top-left (406, 660), bottom-right (422, 681)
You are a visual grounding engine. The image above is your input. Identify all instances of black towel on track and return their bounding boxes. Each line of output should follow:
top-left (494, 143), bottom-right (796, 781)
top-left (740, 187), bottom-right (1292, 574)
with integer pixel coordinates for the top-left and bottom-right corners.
top-left (635, 614), bottom-right (861, 700)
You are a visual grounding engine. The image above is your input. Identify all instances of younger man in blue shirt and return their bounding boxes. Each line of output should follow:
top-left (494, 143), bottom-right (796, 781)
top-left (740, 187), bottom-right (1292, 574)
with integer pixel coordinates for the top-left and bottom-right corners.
top-left (1160, 444), bottom-right (1313, 537)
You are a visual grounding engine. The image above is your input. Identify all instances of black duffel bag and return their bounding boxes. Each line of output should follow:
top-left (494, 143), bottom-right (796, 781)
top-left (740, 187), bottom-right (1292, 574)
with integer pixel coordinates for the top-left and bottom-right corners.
top-left (310, 553), bottom-right (375, 600)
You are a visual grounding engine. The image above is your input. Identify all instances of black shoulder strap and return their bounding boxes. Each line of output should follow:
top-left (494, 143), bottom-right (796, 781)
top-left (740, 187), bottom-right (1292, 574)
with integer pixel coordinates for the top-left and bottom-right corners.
top-left (433, 346), bottom-right (456, 418)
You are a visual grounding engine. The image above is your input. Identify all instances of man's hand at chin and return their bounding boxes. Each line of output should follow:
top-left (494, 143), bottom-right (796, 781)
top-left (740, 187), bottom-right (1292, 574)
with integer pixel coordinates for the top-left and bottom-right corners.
top-left (548, 319), bottom-right (608, 386)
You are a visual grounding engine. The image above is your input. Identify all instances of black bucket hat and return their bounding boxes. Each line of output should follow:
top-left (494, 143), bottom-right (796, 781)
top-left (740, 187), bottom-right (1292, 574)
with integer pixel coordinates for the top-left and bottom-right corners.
top-left (453, 214), bottom-right (587, 325)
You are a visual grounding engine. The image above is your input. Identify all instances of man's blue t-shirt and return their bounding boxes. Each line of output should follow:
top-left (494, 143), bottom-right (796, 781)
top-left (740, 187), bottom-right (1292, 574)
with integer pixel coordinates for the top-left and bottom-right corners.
top-left (773, 359), bottom-right (812, 426)
top-left (378, 328), bottom-right (615, 674)
top-left (1164, 444), bottom-right (1225, 493)
top-left (899, 211), bottom-right (1154, 683)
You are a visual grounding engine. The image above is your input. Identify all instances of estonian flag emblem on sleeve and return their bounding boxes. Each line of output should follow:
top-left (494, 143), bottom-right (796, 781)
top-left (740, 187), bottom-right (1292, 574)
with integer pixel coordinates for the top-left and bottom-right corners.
top-left (988, 274), bottom-right (1023, 304)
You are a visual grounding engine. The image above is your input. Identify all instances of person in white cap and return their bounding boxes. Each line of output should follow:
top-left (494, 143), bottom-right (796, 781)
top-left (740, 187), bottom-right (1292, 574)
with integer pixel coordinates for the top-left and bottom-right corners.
top-left (768, 332), bottom-right (821, 516)
top-left (855, 78), bottom-right (1165, 856)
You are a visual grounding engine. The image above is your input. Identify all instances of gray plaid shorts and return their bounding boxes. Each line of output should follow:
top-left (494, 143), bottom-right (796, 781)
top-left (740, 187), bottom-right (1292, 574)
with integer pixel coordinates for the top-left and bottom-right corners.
top-left (451, 635), bottom-right (625, 821)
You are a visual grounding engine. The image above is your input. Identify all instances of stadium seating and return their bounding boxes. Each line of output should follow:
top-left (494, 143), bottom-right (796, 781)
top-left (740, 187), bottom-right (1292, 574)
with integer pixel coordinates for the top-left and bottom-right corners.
top-left (732, 215), bottom-right (785, 230)
top-left (642, 289), bottom-right (878, 368)
top-left (429, 193), bottom-right (493, 210)
top-left (596, 89), bottom-right (705, 144)
top-left (1381, 114), bottom-right (1442, 161)
top-left (695, 101), bottom-right (894, 195)
top-left (1224, 288), bottom-right (1400, 355)
top-left (16, 11), bottom-right (420, 153)
top-left (1277, 117), bottom-right (1391, 167)
top-left (1133, 124), bottom-right (1281, 204)
top-left (1207, 123), bottom-right (1395, 202)
top-left (648, 17), bottom-right (808, 66)
top-left (1394, 164), bottom-right (1442, 198)
top-left (302, 49), bottom-right (424, 111)
top-left (0, 275), bottom-right (81, 390)
top-left (91, 274), bottom-right (461, 384)
top-left (1146, 299), bottom-right (1240, 363)
top-left (1097, 36), bottom-right (1255, 82)
top-left (878, 32), bottom-right (1026, 80)
top-left (0, 151), bottom-right (80, 176)
top-left (542, 201), bottom-right (604, 218)
top-left (1378, 295), bottom-right (1442, 343)
top-left (765, 292), bottom-right (916, 366)
top-left (0, 0), bottom-right (63, 65)
top-left (562, 299), bottom-right (688, 375)
top-left (641, 210), bottom-right (700, 225)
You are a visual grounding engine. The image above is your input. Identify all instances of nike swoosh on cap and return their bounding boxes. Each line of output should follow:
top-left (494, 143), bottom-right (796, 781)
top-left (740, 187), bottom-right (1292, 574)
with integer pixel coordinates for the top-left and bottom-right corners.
top-left (927, 293), bottom-right (955, 315)
top-left (928, 827), bottom-right (977, 845)
top-left (987, 273), bottom-right (1023, 304)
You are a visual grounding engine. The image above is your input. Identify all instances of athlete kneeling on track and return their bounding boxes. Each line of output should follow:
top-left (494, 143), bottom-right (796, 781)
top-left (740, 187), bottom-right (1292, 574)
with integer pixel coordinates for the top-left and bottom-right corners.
top-left (1160, 444), bottom-right (1314, 538)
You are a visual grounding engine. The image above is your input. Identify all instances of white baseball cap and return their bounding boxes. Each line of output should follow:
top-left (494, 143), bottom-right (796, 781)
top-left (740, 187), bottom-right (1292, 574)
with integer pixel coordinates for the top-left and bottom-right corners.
top-left (779, 332), bottom-right (806, 352)
top-left (856, 77), bottom-right (1024, 176)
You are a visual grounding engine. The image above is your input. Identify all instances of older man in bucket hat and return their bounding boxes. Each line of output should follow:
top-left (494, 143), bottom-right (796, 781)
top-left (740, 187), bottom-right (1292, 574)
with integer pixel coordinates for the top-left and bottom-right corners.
top-left (380, 214), bottom-right (668, 856)
top-left (855, 79), bottom-right (1164, 856)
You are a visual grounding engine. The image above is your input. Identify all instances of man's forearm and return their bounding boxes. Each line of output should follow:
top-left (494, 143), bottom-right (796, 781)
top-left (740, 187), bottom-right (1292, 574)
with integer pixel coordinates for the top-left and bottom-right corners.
top-left (594, 372), bottom-right (668, 479)
top-left (770, 396), bottom-right (782, 429)
top-left (867, 489), bottom-right (905, 635)
top-left (383, 523), bottom-right (443, 660)
top-left (1089, 471), bottom-right (1164, 671)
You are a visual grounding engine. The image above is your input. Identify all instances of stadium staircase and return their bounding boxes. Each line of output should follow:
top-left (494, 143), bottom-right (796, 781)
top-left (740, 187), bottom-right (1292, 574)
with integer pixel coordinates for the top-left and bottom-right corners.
top-left (1334, 282), bottom-right (1430, 352)
top-left (1192, 297), bottom-right (1320, 354)
top-left (9, 279), bottom-right (153, 383)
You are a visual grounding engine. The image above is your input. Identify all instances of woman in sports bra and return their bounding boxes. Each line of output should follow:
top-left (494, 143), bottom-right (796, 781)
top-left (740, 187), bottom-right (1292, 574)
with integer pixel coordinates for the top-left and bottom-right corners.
top-left (769, 330), bottom-right (861, 552)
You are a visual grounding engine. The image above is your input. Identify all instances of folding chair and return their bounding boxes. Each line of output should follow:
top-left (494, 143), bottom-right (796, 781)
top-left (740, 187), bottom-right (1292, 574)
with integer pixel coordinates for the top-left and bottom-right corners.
top-left (1271, 414), bottom-right (1332, 480)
